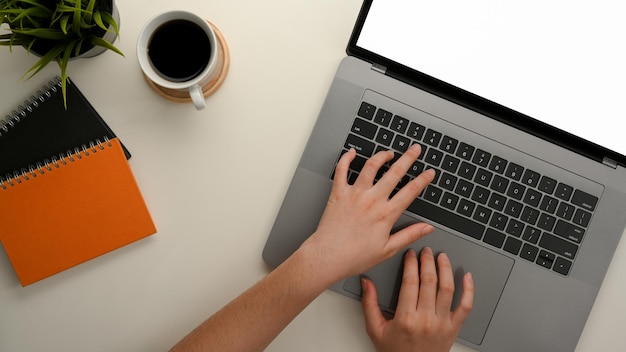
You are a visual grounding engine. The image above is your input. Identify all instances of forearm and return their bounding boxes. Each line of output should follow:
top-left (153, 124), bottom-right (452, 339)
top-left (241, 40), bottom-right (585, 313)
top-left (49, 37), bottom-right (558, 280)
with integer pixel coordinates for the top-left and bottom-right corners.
top-left (169, 244), bottom-right (334, 352)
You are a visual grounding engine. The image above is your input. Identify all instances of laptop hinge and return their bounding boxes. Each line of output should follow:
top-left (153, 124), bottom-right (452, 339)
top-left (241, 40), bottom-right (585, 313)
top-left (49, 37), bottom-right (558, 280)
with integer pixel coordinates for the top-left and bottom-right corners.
top-left (371, 63), bottom-right (387, 74)
top-left (602, 157), bottom-right (618, 169)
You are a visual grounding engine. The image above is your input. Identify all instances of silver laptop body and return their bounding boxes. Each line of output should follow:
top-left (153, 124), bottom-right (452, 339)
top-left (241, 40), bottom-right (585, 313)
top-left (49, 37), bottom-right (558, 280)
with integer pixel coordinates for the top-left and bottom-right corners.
top-left (263, 1), bottom-right (626, 351)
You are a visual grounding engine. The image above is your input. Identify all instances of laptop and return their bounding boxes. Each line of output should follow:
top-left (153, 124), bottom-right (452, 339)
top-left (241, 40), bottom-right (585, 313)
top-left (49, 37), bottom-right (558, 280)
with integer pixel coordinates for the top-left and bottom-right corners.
top-left (263, 1), bottom-right (626, 351)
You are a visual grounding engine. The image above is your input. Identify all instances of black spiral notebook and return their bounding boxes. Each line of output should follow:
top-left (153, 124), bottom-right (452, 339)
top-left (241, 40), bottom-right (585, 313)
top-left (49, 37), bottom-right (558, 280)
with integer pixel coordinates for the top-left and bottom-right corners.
top-left (0, 76), bottom-right (130, 177)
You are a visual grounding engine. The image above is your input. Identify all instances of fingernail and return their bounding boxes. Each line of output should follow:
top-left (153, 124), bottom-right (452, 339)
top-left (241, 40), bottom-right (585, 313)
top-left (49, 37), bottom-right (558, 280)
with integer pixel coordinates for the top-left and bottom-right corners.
top-left (405, 249), bottom-right (417, 258)
top-left (422, 246), bottom-right (433, 255)
top-left (360, 276), bottom-right (370, 293)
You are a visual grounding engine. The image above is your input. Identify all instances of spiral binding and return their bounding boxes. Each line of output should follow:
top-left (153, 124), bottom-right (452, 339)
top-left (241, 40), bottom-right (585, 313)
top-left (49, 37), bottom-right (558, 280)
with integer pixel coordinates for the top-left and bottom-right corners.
top-left (0, 76), bottom-right (62, 137)
top-left (0, 136), bottom-right (112, 190)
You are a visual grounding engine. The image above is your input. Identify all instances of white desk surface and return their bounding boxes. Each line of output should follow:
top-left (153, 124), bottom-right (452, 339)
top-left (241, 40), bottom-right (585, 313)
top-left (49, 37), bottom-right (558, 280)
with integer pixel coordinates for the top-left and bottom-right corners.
top-left (1, 1), bottom-right (625, 351)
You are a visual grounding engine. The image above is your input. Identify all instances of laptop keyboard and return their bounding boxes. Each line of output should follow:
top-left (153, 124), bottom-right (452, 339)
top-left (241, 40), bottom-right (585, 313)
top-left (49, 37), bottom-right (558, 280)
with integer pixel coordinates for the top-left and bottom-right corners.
top-left (333, 101), bottom-right (599, 276)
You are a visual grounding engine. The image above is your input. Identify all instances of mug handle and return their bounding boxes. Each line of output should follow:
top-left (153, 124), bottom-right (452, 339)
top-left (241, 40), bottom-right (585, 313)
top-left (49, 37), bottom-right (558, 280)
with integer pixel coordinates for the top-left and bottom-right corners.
top-left (189, 84), bottom-right (206, 110)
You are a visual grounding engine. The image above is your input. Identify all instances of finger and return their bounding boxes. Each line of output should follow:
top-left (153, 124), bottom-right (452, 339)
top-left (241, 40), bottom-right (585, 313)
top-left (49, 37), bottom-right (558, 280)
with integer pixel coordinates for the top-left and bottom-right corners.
top-left (435, 252), bottom-right (456, 316)
top-left (374, 144), bottom-right (422, 195)
top-left (386, 222), bottom-right (434, 256)
top-left (361, 277), bottom-right (386, 338)
top-left (451, 272), bottom-right (475, 328)
top-left (395, 249), bottom-right (420, 314)
top-left (417, 247), bottom-right (438, 314)
top-left (333, 148), bottom-right (356, 187)
top-left (353, 150), bottom-right (395, 188)
top-left (390, 168), bottom-right (436, 210)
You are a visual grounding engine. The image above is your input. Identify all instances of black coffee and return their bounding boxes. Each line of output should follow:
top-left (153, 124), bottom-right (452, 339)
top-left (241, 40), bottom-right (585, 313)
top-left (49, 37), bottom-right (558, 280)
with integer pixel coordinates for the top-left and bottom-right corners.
top-left (148, 19), bottom-right (212, 82)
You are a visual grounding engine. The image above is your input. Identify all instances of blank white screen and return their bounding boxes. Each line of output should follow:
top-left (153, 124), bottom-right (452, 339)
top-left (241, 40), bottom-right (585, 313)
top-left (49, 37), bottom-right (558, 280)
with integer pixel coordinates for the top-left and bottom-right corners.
top-left (357, 0), bottom-right (626, 156)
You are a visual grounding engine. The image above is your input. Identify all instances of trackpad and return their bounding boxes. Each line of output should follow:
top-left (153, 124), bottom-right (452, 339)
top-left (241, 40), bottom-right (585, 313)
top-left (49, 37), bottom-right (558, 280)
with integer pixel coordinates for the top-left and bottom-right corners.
top-left (343, 225), bottom-right (514, 345)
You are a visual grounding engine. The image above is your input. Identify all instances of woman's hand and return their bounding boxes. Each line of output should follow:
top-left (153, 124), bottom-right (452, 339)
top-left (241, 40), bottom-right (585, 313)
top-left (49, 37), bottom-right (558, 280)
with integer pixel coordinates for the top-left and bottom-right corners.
top-left (362, 248), bottom-right (474, 352)
top-left (299, 144), bottom-right (436, 283)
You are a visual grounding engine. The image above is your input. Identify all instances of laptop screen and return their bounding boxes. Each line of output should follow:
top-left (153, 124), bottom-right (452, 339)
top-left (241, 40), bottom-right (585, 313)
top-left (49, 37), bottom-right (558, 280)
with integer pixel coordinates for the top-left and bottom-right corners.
top-left (351, 0), bottom-right (626, 165)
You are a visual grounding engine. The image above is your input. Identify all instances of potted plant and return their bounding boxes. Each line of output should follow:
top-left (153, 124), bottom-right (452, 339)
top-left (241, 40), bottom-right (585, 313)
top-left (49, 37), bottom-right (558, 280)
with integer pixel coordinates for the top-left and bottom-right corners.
top-left (0, 0), bottom-right (123, 106)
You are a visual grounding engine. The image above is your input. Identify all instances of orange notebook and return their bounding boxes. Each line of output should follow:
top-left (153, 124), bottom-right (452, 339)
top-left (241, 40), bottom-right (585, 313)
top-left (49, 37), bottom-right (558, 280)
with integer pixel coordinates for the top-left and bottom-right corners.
top-left (0, 137), bottom-right (156, 286)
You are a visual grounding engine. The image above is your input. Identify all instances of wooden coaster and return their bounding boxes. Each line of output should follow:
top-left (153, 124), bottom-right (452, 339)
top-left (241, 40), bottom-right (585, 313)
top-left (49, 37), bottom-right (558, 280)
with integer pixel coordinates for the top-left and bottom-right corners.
top-left (144, 21), bottom-right (230, 103)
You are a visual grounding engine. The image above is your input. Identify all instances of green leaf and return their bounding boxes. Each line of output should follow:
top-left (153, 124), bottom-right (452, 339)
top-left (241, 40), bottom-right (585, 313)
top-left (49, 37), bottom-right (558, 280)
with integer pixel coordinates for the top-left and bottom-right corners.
top-left (99, 11), bottom-right (119, 37)
top-left (58, 41), bottom-right (76, 108)
top-left (11, 28), bottom-right (66, 40)
top-left (72, 0), bottom-right (81, 33)
top-left (83, 0), bottom-right (96, 24)
top-left (59, 14), bottom-right (70, 34)
top-left (22, 43), bottom-right (66, 80)
top-left (91, 36), bottom-right (123, 57)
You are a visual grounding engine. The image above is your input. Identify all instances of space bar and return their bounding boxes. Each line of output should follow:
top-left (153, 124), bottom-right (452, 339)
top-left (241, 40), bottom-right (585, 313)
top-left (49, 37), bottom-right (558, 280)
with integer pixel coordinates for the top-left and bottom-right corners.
top-left (407, 198), bottom-right (486, 240)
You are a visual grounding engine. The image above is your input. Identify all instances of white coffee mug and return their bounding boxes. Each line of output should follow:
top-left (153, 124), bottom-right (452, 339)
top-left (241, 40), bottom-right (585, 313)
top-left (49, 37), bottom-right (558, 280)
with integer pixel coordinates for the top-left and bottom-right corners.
top-left (137, 11), bottom-right (221, 110)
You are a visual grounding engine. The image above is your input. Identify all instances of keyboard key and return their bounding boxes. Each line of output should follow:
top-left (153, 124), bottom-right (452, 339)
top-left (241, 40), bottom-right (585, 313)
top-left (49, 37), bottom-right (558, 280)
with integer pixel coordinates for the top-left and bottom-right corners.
top-left (538, 176), bottom-right (557, 194)
top-left (520, 206), bottom-right (540, 225)
top-left (537, 213), bottom-right (557, 231)
top-left (473, 205), bottom-right (492, 224)
top-left (440, 136), bottom-right (458, 153)
top-left (507, 182), bottom-right (526, 200)
top-left (374, 109), bottom-right (393, 127)
top-left (539, 233), bottom-right (578, 260)
top-left (504, 199), bottom-right (523, 218)
top-left (407, 161), bottom-right (425, 177)
top-left (540, 195), bottom-right (559, 214)
top-left (458, 162), bottom-right (477, 180)
top-left (441, 154), bottom-right (461, 173)
top-left (554, 220), bottom-right (585, 243)
top-left (423, 185), bottom-right (443, 203)
top-left (556, 202), bottom-right (575, 221)
top-left (487, 193), bottom-right (506, 211)
top-left (536, 250), bottom-right (555, 269)
top-left (456, 142), bottom-right (475, 160)
top-left (504, 237), bottom-right (522, 255)
top-left (505, 162), bottom-right (524, 181)
top-left (375, 128), bottom-right (395, 146)
top-left (573, 208), bottom-right (592, 227)
top-left (425, 148), bottom-right (444, 167)
top-left (390, 115), bottom-right (409, 134)
top-left (520, 243), bottom-right (539, 262)
top-left (488, 156), bottom-right (508, 174)
top-left (346, 153), bottom-right (368, 174)
top-left (553, 257), bottom-right (573, 275)
top-left (407, 122), bottom-right (426, 140)
top-left (439, 172), bottom-right (458, 191)
top-left (457, 199), bottom-right (476, 217)
top-left (490, 175), bottom-right (509, 193)
top-left (555, 183), bottom-right (574, 201)
top-left (441, 192), bottom-right (460, 211)
top-left (345, 134), bottom-right (375, 156)
top-left (474, 168), bottom-right (493, 187)
top-left (424, 129), bottom-right (443, 147)
top-left (471, 186), bottom-right (490, 205)
top-left (351, 118), bottom-right (378, 139)
top-left (454, 179), bottom-right (474, 198)
top-left (392, 135), bottom-right (411, 153)
top-left (571, 189), bottom-right (599, 212)
top-left (523, 189), bottom-right (542, 208)
top-left (408, 198), bottom-right (486, 240)
top-left (484, 229), bottom-right (506, 248)
top-left (472, 149), bottom-right (491, 167)
top-left (522, 226), bottom-right (541, 244)
top-left (522, 169), bottom-right (541, 187)
top-left (506, 219), bottom-right (525, 237)
top-left (489, 212), bottom-right (508, 231)
top-left (357, 102), bottom-right (376, 120)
